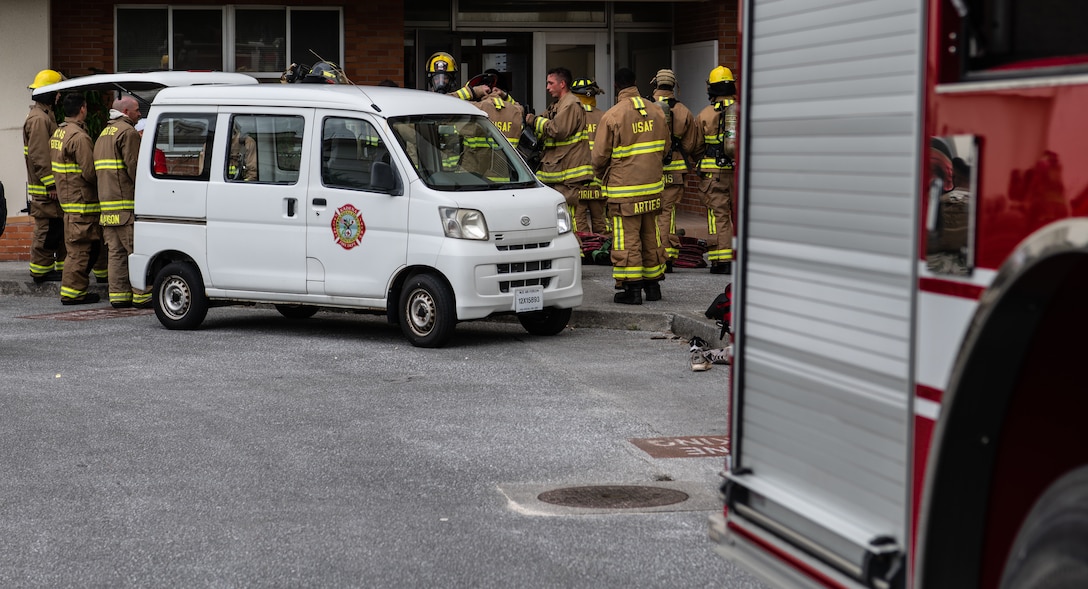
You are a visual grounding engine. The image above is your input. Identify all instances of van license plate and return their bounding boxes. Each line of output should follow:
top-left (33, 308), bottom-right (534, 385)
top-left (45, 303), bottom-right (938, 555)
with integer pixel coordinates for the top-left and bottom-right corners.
top-left (514, 285), bottom-right (544, 313)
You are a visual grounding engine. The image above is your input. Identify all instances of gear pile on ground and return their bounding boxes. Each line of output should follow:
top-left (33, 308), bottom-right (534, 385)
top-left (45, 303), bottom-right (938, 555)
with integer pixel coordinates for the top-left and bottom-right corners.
top-left (689, 336), bottom-right (731, 372)
top-left (675, 235), bottom-right (709, 268)
top-left (576, 232), bottom-right (612, 265)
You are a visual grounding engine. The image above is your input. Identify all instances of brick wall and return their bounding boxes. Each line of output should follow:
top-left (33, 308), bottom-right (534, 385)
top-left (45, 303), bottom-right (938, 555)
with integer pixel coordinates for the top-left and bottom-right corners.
top-left (673, 1), bottom-right (739, 217)
top-left (0, 217), bottom-right (33, 262)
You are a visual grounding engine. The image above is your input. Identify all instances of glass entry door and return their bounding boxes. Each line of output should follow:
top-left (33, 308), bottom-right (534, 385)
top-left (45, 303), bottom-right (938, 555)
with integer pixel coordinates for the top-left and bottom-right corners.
top-left (532, 32), bottom-right (610, 113)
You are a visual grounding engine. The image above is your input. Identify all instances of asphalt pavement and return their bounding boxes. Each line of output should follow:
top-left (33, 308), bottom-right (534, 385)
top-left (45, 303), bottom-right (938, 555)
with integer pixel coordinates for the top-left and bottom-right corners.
top-left (0, 259), bottom-right (732, 345)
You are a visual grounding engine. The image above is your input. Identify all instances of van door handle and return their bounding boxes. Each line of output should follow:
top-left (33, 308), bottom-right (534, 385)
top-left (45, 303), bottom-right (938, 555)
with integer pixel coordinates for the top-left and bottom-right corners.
top-left (313, 198), bottom-right (327, 207)
top-left (286, 198), bottom-right (297, 217)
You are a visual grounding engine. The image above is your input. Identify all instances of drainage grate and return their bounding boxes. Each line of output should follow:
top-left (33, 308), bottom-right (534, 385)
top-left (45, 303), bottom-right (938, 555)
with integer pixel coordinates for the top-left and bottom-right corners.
top-left (537, 485), bottom-right (689, 509)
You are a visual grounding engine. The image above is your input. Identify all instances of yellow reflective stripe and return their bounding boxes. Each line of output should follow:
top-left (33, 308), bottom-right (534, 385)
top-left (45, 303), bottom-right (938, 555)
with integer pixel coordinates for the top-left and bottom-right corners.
top-left (43, 175), bottom-right (55, 186)
top-left (601, 179), bottom-right (664, 199)
top-left (92, 268), bottom-right (108, 278)
top-left (663, 160), bottom-right (687, 172)
top-left (52, 162), bottom-right (83, 174)
top-left (27, 184), bottom-right (48, 196)
top-left (99, 200), bottom-right (135, 211)
top-left (132, 292), bottom-right (152, 304)
top-left (612, 266), bottom-right (644, 280)
top-left (60, 202), bottom-right (102, 214)
top-left (463, 137), bottom-right (500, 149)
top-left (534, 117), bottom-right (549, 135)
top-left (23, 146), bottom-right (29, 155)
top-left (704, 135), bottom-right (721, 144)
top-left (630, 96), bottom-right (647, 115)
top-left (612, 216), bottom-right (624, 250)
top-left (493, 97), bottom-right (504, 109)
top-left (110, 292), bottom-right (133, 303)
top-left (707, 248), bottom-right (734, 261)
top-left (611, 139), bottom-right (666, 159)
top-left (60, 286), bottom-right (89, 299)
top-left (94, 159), bottom-right (125, 171)
top-left (708, 208), bottom-right (717, 235)
top-left (644, 263), bottom-right (666, 279)
top-left (455, 86), bottom-right (473, 100)
top-left (699, 158), bottom-right (732, 170)
top-left (29, 262), bottom-right (55, 275)
top-left (543, 129), bottom-right (588, 148)
top-left (536, 164), bottom-right (594, 183)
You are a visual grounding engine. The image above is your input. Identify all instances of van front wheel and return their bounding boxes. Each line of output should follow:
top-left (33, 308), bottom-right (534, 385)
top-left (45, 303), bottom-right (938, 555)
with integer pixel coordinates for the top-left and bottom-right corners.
top-left (399, 274), bottom-right (456, 348)
top-left (153, 262), bottom-right (209, 330)
top-left (518, 307), bottom-right (572, 336)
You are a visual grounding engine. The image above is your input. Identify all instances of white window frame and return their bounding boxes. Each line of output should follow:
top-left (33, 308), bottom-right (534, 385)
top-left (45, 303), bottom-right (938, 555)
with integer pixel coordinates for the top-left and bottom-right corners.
top-left (115, 5), bottom-right (344, 79)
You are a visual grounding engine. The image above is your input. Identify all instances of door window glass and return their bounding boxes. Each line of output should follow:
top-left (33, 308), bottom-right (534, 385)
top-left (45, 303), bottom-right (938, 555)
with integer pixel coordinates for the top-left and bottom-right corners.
top-left (225, 115), bottom-right (305, 184)
top-left (962, 0), bottom-right (1088, 75)
top-left (321, 117), bottom-right (394, 192)
top-left (151, 114), bottom-right (216, 180)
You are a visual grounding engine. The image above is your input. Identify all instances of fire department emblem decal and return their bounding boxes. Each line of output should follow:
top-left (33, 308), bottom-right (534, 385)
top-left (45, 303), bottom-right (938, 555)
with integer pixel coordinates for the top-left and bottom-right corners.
top-left (331, 204), bottom-right (365, 250)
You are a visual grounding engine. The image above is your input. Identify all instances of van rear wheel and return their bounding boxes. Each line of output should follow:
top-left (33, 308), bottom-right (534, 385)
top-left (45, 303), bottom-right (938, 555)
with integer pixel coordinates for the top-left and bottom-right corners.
top-left (153, 262), bottom-right (209, 330)
top-left (399, 274), bottom-right (456, 348)
top-left (518, 307), bottom-right (572, 336)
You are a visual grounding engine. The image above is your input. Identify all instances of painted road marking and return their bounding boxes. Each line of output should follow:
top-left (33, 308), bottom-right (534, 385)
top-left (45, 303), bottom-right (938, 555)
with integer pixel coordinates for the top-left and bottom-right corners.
top-left (629, 435), bottom-right (730, 458)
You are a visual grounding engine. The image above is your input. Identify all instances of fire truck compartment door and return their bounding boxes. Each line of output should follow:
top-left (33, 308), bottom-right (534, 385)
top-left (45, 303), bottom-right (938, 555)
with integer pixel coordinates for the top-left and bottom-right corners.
top-left (728, 0), bottom-right (925, 584)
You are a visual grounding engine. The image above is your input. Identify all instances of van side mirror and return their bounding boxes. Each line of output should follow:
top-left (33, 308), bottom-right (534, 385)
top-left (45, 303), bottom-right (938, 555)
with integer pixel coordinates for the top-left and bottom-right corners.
top-left (370, 161), bottom-right (397, 193)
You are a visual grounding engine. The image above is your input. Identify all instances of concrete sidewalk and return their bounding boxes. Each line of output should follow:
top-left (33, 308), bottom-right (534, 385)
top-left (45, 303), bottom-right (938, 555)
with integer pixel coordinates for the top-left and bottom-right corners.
top-left (0, 211), bottom-right (730, 343)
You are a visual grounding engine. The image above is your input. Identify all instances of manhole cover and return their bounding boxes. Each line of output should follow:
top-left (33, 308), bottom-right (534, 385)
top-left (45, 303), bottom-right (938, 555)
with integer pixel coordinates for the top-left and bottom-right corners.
top-left (537, 485), bottom-right (689, 509)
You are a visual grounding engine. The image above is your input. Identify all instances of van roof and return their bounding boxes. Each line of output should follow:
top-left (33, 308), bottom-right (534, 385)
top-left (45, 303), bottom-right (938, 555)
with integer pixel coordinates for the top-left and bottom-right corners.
top-left (31, 71), bottom-right (258, 99)
top-left (151, 84), bottom-right (485, 119)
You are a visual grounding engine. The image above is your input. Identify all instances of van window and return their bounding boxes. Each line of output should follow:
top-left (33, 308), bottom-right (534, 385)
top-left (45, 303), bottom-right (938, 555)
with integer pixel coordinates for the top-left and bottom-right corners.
top-left (226, 114), bottom-right (304, 184)
top-left (321, 117), bottom-right (394, 192)
top-left (152, 114), bottom-right (216, 180)
top-left (389, 114), bottom-right (538, 191)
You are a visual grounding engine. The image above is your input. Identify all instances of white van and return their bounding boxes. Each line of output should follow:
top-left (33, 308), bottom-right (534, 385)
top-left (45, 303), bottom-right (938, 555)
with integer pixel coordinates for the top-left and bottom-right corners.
top-left (126, 84), bottom-right (582, 347)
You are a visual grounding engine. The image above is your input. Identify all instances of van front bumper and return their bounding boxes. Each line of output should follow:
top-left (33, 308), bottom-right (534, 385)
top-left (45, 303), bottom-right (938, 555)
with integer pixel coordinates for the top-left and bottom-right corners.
top-left (438, 232), bottom-right (583, 321)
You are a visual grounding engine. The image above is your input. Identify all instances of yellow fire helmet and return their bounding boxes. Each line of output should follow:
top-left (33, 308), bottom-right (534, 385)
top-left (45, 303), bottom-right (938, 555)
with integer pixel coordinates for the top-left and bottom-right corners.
top-left (426, 51), bottom-right (458, 93)
top-left (28, 69), bottom-right (64, 90)
top-left (707, 65), bottom-right (735, 85)
top-left (427, 52), bottom-right (457, 74)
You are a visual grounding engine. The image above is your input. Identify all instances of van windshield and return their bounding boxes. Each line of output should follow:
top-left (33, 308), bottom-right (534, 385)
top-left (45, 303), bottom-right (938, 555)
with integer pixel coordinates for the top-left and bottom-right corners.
top-left (389, 114), bottom-right (539, 191)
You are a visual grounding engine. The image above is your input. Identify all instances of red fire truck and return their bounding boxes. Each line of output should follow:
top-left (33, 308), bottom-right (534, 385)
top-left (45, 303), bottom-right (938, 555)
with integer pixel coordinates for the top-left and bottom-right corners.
top-left (709, 0), bottom-right (1088, 587)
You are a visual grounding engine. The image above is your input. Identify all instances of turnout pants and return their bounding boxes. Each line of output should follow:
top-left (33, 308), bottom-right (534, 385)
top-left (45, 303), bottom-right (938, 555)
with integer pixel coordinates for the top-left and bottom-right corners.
top-left (60, 214), bottom-right (101, 302)
top-left (656, 182), bottom-right (685, 261)
top-left (102, 214), bottom-right (149, 305)
top-left (610, 196), bottom-right (666, 286)
top-left (28, 198), bottom-right (66, 277)
top-left (697, 171), bottom-right (734, 263)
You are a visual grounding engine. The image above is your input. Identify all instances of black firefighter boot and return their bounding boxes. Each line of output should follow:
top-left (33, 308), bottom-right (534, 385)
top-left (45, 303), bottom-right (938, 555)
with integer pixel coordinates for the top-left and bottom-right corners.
top-left (614, 281), bottom-right (643, 305)
top-left (643, 280), bottom-right (662, 301)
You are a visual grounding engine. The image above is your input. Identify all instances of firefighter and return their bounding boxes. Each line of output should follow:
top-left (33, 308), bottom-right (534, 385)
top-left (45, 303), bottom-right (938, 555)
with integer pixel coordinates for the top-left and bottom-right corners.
top-left (571, 77), bottom-right (609, 236)
top-left (23, 69), bottom-right (67, 283)
top-left (425, 52), bottom-right (493, 101)
top-left (693, 65), bottom-right (738, 274)
top-left (463, 86), bottom-right (525, 181)
top-left (650, 68), bottom-right (702, 271)
top-left (526, 67), bottom-right (594, 240)
top-left (228, 122), bottom-right (257, 182)
top-left (592, 68), bottom-right (669, 305)
top-left (94, 95), bottom-right (149, 308)
top-left (51, 93), bottom-right (102, 305)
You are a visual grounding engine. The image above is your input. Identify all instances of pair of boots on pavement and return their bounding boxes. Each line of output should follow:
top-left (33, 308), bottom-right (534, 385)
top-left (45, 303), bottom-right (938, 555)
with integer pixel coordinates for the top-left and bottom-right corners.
top-left (614, 280), bottom-right (662, 305)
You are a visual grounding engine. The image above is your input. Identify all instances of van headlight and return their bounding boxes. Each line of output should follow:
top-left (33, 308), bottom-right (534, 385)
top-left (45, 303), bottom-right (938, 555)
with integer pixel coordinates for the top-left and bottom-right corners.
top-left (556, 203), bottom-right (572, 235)
top-left (440, 207), bottom-right (489, 240)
